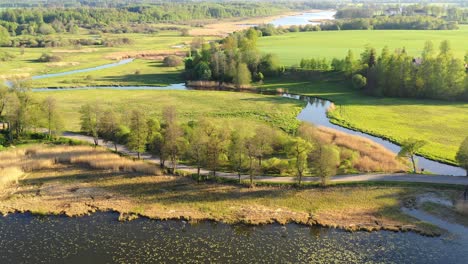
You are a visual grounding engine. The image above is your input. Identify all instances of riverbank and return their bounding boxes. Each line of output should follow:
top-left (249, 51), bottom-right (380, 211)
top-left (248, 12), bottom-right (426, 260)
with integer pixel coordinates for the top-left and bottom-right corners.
top-left (0, 144), bottom-right (464, 237)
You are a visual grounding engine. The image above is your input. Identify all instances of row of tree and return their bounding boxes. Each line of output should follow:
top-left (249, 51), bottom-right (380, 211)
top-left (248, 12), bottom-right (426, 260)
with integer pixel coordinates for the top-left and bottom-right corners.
top-left (0, 83), bottom-right (63, 143)
top-left (298, 41), bottom-right (468, 101)
top-left (79, 104), bottom-right (340, 186)
top-left (320, 16), bottom-right (458, 30)
top-left (0, 2), bottom-right (284, 37)
top-left (184, 29), bottom-right (282, 88)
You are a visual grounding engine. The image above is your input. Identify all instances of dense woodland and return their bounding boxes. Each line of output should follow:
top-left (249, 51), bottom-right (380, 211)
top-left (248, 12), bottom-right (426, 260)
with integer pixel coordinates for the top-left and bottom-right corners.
top-left (300, 41), bottom-right (468, 101)
top-left (184, 29), bottom-right (282, 88)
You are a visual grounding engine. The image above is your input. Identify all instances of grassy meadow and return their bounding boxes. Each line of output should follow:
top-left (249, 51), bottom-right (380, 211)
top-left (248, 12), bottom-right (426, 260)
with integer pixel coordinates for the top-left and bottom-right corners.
top-left (262, 76), bottom-right (468, 164)
top-left (0, 31), bottom-right (194, 81)
top-left (258, 26), bottom-right (468, 65)
top-left (33, 89), bottom-right (304, 132)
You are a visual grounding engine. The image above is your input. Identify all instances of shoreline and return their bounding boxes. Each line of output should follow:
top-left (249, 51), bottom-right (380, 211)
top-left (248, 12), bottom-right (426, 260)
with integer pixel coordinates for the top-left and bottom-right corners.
top-left (0, 207), bottom-right (440, 237)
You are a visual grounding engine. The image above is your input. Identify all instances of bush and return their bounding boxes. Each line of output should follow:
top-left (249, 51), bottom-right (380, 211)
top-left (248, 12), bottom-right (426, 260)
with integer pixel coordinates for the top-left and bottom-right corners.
top-left (37, 53), bottom-right (62, 62)
top-left (352, 74), bottom-right (367, 89)
top-left (163, 55), bottom-right (184, 67)
top-left (0, 51), bottom-right (15, 61)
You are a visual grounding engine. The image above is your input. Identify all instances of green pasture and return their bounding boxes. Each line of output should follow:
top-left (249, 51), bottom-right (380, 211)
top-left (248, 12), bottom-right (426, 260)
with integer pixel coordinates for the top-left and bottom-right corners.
top-left (258, 26), bottom-right (468, 65)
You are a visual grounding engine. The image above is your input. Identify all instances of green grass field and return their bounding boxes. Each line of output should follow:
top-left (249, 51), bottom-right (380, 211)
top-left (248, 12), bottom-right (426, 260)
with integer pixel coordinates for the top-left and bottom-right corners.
top-left (33, 90), bottom-right (304, 132)
top-left (258, 26), bottom-right (468, 65)
top-left (261, 76), bottom-right (468, 164)
top-left (0, 31), bottom-right (193, 79)
top-left (30, 60), bottom-right (183, 88)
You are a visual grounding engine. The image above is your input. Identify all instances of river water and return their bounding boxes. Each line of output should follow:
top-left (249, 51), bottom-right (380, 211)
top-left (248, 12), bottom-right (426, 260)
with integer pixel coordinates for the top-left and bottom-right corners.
top-left (270, 10), bottom-right (336, 27)
top-left (32, 81), bottom-right (466, 176)
top-left (0, 212), bottom-right (466, 264)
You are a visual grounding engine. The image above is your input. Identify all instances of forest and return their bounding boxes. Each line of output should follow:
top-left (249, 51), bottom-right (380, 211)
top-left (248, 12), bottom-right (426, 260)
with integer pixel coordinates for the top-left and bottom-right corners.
top-left (184, 29), bottom-right (282, 88)
top-left (299, 41), bottom-right (468, 101)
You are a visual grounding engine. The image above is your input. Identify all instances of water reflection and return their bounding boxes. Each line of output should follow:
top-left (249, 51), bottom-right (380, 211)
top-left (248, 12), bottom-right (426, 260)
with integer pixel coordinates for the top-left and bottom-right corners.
top-left (0, 212), bottom-right (466, 263)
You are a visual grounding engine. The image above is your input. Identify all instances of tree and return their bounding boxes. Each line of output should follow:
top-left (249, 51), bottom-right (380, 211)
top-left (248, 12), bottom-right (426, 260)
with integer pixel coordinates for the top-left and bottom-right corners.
top-left (245, 136), bottom-right (260, 187)
top-left (128, 109), bottom-right (148, 159)
top-left (234, 62), bottom-right (252, 88)
top-left (202, 119), bottom-right (228, 177)
top-left (456, 137), bottom-right (468, 176)
top-left (187, 124), bottom-right (207, 181)
top-left (79, 103), bottom-right (101, 146)
top-left (288, 137), bottom-right (313, 186)
top-left (352, 74), bottom-right (367, 89)
top-left (252, 126), bottom-right (274, 167)
top-left (344, 49), bottom-right (357, 78)
top-left (42, 96), bottom-right (62, 140)
top-left (162, 106), bottom-right (185, 173)
top-left (228, 129), bottom-right (246, 183)
top-left (0, 25), bottom-right (10, 46)
top-left (398, 138), bottom-right (427, 173)
top-left (312, 144), bottom-right (340, 186)
top-left (99, 108), bottom-right (121, 151)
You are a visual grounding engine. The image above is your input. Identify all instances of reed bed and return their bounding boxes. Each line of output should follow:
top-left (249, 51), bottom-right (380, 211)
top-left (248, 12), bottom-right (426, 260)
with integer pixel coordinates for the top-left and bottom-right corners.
top-left (315, 127), bottom-right (407, 172)
top-left (0, 145), bottom-right (161, 188)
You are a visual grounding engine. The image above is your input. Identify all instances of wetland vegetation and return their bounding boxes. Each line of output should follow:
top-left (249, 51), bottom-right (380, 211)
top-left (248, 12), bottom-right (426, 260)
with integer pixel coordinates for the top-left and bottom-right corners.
top-left (1, 0), bottom-right (468, 262)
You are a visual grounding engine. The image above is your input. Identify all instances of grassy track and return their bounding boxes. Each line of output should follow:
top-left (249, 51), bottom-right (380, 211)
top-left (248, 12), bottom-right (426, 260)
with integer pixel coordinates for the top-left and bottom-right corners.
top-left (258, 26), bottom-right (468, 65)
top-left (33, 90), bottom-right (304, 132)
top-left (261, 76), bottom-right (468, 164)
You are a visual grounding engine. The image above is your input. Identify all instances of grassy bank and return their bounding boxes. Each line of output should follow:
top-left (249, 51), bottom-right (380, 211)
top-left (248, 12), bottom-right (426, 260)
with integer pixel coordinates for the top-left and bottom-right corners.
top-left (33, 89), bottom-right (304, 132)
top-left (0, 145), bottom-right (456, 235)
top-left (258, 26), bottom-right (468, 65)
top-left (261, 75), bottom-right (468, 164)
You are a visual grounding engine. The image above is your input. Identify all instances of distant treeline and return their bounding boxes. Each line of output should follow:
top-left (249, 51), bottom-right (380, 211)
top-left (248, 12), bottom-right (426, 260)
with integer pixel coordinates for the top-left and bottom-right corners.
top-left (335, 4), bottom-right (468, 24)
top-left (0, 1), bottom-right (341, 37)
top-left (0, 2), bottom-right (284, 37)
top-left (255, 15), bottom-right (458, 37)
top-left (299, 41), bottom-right (468, 101)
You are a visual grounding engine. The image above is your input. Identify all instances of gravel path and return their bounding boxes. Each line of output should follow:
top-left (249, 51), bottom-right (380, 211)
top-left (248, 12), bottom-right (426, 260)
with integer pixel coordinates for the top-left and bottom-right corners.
top-left (62, 132), bottom-right (468, 186)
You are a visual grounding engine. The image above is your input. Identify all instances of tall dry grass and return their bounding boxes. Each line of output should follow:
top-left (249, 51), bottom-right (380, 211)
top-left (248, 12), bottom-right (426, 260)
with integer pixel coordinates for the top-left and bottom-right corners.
top-left (0, 145), bottom-right (161, 188)
top-left (314, 127), bottom-right (407, 173)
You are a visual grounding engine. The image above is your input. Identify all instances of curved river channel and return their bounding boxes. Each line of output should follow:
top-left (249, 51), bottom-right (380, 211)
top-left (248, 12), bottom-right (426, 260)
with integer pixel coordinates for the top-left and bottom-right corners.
top-left (33, 81), bottom-right (466, 176)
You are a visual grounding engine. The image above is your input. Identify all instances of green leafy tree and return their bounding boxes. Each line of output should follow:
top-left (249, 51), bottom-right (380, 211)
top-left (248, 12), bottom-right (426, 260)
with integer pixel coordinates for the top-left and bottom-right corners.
top-left (398, 139), bottom-right (427, 173)
top-left (352, 74), bottom-right (367, 89)
top-left (288, 137), bottom-right (313, 186)
top-left (228, 129), bottom-right (247, 183)
top-left (42, 96), bottom-right (63, 140)
top-left (312, 144), bottom-right (340, 186)
top-left (79, 103), bottom-right (101, 146)
top-left (234, 62), bottom-right (252, 88)
top-left (128, 109), bottom-right (148, 159)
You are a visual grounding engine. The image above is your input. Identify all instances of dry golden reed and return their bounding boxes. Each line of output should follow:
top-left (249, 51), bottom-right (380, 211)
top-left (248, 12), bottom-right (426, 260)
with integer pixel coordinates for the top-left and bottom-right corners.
top-left (315, 127), bottom-right (407, 172)
top-left (0, 145), bottom-right (161, 188)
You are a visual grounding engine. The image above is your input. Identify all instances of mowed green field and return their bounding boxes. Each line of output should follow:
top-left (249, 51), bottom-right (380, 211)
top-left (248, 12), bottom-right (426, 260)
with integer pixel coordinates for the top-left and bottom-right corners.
top-left (258, 26), bottom-right (468, 65)
top-left (33, 90), bottom-right (304, 132)
top-left (262, 77), bottom-right (468, 164)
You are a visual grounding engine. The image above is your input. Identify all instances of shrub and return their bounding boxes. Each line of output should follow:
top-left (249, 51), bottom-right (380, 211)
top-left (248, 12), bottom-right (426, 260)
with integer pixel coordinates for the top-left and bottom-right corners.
top-left (37, 53), bottom-right (62, 62)
top-left (352, 74), bottom-right (367, 89)
top-left (163, 55), bottom-right (184, 67)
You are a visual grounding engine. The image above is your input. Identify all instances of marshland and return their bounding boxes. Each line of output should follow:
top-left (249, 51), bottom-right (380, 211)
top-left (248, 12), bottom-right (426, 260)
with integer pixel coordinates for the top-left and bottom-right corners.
top-left (1, 0), bottom-right (468, 263)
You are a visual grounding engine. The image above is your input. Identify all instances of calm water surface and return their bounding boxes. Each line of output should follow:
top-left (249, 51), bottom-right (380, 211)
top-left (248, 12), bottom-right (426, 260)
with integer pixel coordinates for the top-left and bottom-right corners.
top-left (270, 10), bottom-right (336, 27)
top-left (0, 212), bottom-right (466, 264)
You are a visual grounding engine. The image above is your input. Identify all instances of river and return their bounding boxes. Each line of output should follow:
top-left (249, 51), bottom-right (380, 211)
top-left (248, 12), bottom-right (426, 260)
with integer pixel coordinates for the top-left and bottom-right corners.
top-left (269, 10), bottom-right (336, 27)
top-left (32, 81), bottom-right (466, 176)
top-left (0, 212), bottom-right (466, 264)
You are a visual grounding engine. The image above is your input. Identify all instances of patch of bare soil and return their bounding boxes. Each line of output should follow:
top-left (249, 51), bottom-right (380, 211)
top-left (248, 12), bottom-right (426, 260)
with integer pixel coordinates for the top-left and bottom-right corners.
top-left (46, 62), bottom-right (81, 67)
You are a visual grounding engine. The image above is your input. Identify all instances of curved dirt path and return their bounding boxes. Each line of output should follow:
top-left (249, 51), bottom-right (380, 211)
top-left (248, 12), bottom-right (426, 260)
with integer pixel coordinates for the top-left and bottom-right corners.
top-left (62, 132), bottom-right (468, 186)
